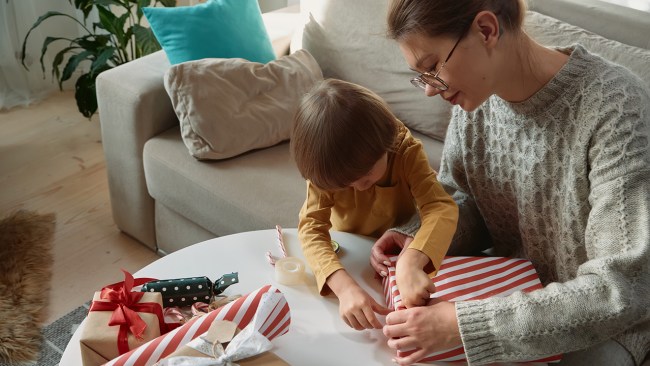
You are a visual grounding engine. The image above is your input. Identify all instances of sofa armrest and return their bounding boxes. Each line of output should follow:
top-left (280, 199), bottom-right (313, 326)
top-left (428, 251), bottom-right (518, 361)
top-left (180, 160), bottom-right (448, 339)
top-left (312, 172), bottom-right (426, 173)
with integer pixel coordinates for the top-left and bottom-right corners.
top-left (97, 7), bottom-right (301, 251)
top-left (97, 51), bottom-right (176, 251)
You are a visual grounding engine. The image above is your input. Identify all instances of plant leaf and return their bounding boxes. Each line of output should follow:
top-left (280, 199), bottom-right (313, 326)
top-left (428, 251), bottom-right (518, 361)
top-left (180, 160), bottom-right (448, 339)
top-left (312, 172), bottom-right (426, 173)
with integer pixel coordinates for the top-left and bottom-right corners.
top-left (90, 47), bottom-right (117, 74)
top-left (117, 13), bottom-right (131, 48)
top-left (132, 24), bottom-right (161, 57)
top-left (75, 72), bottom-right (98, 119)
top-left (38, 36), bottom-right (71, 74)
top-left (158, 0), bottom-right (176, 7)
top-left (76, 34), bottom-right (111, 50)
top-left (52, 46), bottom-right (81, 88)
top-left (96, 6), bottom-right (125, 40)
top-left (61, 50), bottom-right (93, 86)
top-left (92, 21), bottom-right (103, 33)
top-left (21, 11), bottom-right (85, 69)
top-left (73, 0), bottom-right (95, 20)
top-left (94, 0), bottom-right (127, 7)
top-left (136, 0), bottom-right (151, 20)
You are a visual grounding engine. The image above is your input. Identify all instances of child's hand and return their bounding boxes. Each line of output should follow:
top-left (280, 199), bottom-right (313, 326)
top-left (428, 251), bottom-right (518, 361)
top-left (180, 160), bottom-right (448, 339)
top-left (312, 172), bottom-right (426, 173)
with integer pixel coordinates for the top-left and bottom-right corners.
top-left (371, 231), bottom-right (414, 277)
top-left (327, 269), bottom-right (391, 330)
top-left (395, 249), bottom-right (435, 308)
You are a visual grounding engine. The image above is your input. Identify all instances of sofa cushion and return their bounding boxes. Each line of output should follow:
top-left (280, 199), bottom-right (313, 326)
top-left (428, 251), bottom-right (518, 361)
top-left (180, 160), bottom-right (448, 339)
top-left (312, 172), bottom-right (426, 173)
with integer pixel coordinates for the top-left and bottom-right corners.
top-left (143, 127), bottom-right (445, 243)
top-left (292, 0), bottom-right (452, 142)
top-left (143, 0), bottom-right (275, 65)
top-left (525, 11), bottom-right (650, 89)
top-left (164, 49), bottom-right (323, 160)
top-left (143, 128), bottom-right (306, 237)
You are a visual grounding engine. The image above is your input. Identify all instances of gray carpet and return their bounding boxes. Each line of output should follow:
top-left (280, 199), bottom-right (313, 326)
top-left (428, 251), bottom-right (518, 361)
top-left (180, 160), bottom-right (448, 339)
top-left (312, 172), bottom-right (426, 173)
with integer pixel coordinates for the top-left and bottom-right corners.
top-left (40, 303), bottom-right (90, 366)
top-left (0, 303), bottom-right (89, 366)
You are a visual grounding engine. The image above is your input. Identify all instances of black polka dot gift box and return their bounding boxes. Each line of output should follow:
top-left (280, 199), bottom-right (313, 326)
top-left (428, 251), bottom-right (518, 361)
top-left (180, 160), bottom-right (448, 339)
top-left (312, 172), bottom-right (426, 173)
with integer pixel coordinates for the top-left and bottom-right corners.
top-left (140, 273), bottom-right (238, 307)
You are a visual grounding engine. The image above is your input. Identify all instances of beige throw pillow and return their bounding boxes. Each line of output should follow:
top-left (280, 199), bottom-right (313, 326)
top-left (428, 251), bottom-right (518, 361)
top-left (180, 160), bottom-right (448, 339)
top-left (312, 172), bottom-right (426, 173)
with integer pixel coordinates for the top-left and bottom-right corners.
top-left (164, 49), bottom-right (323, 160)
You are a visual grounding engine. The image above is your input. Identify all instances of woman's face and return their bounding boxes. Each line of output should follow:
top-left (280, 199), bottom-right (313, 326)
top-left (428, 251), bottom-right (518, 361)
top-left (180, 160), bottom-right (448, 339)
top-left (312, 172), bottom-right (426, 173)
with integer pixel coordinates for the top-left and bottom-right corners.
top-left (398, 31), bottom-right (497, 112)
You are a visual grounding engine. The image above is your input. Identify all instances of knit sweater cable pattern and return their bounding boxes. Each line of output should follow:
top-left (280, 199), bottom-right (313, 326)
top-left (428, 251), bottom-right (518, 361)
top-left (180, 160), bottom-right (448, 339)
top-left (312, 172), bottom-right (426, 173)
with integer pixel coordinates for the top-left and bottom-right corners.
top-left (409, 45), bottom-right (649, 364)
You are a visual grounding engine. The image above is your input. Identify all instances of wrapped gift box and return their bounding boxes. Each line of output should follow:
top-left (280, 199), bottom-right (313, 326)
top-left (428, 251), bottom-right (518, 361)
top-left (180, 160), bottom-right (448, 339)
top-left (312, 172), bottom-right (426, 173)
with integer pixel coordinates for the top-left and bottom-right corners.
top-left (141, 273), bottom-right (239, 307)
top-left (104, 284), bottom-right (290, 366)
top-left (141, 276), bottom-right (213, 307)
top-left (80, 272), bottom-right (166, 366)
top-left (382, 256), bottom-right (562, 363)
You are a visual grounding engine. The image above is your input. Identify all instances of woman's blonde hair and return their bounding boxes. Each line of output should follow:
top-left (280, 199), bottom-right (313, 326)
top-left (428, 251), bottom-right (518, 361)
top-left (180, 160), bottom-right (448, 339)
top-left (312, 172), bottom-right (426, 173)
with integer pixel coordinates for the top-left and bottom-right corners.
top-left (291, 79), bottom-right (398, 191)
top-left (387, 0), bottom-right (526, 41)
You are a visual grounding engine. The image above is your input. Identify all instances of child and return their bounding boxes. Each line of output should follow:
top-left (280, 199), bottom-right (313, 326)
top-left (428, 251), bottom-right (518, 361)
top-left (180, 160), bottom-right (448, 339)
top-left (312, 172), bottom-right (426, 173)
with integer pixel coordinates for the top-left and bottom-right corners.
top-left (291, 79), bottom-right (458, 330)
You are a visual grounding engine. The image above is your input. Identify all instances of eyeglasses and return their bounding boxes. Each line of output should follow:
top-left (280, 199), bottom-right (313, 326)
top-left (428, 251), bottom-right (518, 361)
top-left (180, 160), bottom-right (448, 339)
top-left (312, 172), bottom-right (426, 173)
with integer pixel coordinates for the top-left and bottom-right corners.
top-left (410, 33), bottom-right (464, 92)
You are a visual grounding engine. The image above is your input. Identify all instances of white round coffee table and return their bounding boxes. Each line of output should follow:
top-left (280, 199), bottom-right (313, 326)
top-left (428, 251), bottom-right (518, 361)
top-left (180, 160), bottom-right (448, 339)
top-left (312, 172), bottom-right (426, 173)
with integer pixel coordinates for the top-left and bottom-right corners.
top-left (59, 229), bottom-right (400, 365)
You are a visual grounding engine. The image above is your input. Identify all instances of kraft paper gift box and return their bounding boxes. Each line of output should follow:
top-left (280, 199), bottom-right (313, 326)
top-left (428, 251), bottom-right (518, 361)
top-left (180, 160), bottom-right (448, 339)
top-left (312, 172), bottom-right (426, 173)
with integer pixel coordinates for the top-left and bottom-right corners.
top-left (80, 271), bottom-right (167, 366)
top-left (104, 284), bottom-right (291, 366)
top-left (382, 256), bottom-right (563, 364)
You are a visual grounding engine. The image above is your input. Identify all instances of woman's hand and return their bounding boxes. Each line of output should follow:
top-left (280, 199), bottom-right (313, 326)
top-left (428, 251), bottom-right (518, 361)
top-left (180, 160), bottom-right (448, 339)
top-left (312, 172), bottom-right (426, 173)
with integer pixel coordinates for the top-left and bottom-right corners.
top-left (371, 230), bottom-right (414, 277)
top-left (327, 269), bottom-right (392, 330)
top-left (395, 249), bottom-right (435, 308)
top-left (383, 299), bottom-right (462, 365)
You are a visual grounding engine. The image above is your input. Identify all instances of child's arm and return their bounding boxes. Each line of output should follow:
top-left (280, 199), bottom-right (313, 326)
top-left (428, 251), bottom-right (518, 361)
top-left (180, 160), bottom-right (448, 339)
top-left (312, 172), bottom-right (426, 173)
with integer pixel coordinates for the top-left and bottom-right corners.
top-left (395, 248), bottom-right (437, 308)
top-left (327, 269), bottom-right (391, 330)
top-left (298, 181), bottom-right (343, 295)
top-left (398, 138), bottom-right (459, 307)
top-left (299, 181), bottom-right (391, 328)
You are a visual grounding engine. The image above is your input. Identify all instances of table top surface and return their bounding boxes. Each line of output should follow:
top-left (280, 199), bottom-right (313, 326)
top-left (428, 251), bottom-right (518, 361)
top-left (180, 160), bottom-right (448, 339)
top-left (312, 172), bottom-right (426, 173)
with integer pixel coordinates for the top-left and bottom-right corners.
top-left (60, 229), bottom-right (401, 365)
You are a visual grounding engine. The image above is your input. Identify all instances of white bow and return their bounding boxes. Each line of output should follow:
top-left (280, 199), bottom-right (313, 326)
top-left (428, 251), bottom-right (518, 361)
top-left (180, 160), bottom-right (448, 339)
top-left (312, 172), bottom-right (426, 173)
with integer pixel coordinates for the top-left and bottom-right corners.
top-left (158, 293), bottom-right (282, 366)
top-left (157, 324), bottom-right (273, 366)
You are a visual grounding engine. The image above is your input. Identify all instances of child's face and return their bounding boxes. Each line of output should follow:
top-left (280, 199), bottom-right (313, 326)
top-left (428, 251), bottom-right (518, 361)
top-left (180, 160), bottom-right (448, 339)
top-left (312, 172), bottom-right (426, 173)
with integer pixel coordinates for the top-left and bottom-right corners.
top-left (349, 153), bottom-right (388, 191)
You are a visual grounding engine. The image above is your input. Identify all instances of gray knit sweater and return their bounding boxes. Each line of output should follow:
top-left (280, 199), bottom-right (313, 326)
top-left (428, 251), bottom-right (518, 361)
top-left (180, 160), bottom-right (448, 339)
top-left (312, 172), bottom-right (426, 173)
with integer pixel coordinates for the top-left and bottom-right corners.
top-left (401, 45), bottom-right (650, 364)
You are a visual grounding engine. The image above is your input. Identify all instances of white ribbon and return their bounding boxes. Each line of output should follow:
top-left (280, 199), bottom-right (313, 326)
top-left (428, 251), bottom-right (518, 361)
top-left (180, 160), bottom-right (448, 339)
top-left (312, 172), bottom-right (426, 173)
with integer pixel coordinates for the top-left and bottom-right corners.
top-left (156, 324), bottom-right (273, 366)
top-left (157, 293), bottom-right (281, 366)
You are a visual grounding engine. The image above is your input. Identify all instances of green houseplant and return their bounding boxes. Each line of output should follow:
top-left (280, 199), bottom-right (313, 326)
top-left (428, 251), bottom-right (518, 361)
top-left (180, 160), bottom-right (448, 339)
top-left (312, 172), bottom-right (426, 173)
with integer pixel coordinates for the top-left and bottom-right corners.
top-left (21, 0), bottom-right (175, 118)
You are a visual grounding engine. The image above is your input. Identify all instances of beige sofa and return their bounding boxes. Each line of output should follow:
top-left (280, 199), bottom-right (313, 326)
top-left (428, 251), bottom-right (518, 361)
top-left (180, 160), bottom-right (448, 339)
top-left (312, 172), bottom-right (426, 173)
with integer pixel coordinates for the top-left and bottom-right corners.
top-left (97, 0), bottom-right (650, 255)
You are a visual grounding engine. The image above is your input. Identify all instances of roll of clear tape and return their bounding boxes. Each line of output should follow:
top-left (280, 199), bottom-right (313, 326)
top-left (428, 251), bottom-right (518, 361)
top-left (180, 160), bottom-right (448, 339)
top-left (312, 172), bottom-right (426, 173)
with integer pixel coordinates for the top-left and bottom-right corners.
top-left (275, 257), bottom-right (305, 285)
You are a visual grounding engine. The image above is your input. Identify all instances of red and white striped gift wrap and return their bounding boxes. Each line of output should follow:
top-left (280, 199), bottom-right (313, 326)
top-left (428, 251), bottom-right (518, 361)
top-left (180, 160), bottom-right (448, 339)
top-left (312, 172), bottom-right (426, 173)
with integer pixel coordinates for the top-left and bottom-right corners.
top-left (103, 285), bottom-right (290, 366)
top-left (382, 256), bottom-right (562, 364)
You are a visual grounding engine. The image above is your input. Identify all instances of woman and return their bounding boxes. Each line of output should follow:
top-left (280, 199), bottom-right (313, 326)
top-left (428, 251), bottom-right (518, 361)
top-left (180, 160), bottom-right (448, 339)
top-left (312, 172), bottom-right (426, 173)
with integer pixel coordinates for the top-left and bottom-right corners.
top-left (370, 0), bottom-right (650, 365)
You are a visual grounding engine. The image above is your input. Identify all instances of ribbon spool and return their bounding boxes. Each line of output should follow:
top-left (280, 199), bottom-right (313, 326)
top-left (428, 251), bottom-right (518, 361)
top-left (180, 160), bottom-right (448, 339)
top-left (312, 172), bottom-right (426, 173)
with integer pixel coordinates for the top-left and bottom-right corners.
top-left (274, 257), bottom-right (305, 286)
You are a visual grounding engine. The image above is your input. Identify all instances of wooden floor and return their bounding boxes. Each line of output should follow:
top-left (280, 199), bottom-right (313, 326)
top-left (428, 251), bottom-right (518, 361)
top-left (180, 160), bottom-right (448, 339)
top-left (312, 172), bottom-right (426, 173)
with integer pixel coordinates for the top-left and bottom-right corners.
top-left (0, 91), bottom-right (160, 325)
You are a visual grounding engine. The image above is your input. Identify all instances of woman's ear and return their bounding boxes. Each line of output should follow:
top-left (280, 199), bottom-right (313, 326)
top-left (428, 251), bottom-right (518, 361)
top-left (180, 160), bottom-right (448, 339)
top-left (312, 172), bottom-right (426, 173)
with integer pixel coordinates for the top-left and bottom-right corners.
top-left (474, 11), bottom-right (500, 48)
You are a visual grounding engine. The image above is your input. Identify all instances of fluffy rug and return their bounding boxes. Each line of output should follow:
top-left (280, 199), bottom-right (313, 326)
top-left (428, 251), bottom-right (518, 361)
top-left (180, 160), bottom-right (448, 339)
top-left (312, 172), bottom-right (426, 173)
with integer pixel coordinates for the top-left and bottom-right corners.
top-left (0, 210), bottom-right (56, 364)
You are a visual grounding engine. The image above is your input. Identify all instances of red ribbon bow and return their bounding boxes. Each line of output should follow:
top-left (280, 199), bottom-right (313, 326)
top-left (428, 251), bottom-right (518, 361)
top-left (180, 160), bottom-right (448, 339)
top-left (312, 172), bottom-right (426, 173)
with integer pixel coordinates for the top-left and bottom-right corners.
top-left (89, 270), bottom-right (166, 355)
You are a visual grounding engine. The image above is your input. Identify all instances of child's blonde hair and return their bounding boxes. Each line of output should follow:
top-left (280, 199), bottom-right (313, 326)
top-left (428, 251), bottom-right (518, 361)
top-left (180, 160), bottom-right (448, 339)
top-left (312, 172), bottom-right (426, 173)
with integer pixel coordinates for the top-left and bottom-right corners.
top-left (291, 79), bottom-right (398, 191)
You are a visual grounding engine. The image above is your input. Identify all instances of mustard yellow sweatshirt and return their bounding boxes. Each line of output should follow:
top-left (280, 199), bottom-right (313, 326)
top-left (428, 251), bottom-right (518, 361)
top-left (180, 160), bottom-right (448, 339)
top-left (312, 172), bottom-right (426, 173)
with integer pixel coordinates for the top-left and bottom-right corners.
top-left (298, 122), bottom-right (458, 294)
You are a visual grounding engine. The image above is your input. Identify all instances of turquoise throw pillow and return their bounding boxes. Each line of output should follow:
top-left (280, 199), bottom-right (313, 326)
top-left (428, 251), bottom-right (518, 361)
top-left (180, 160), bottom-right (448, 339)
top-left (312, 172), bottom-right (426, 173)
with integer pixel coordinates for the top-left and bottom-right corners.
top-left (143, 0), bottom-right (275, 65)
